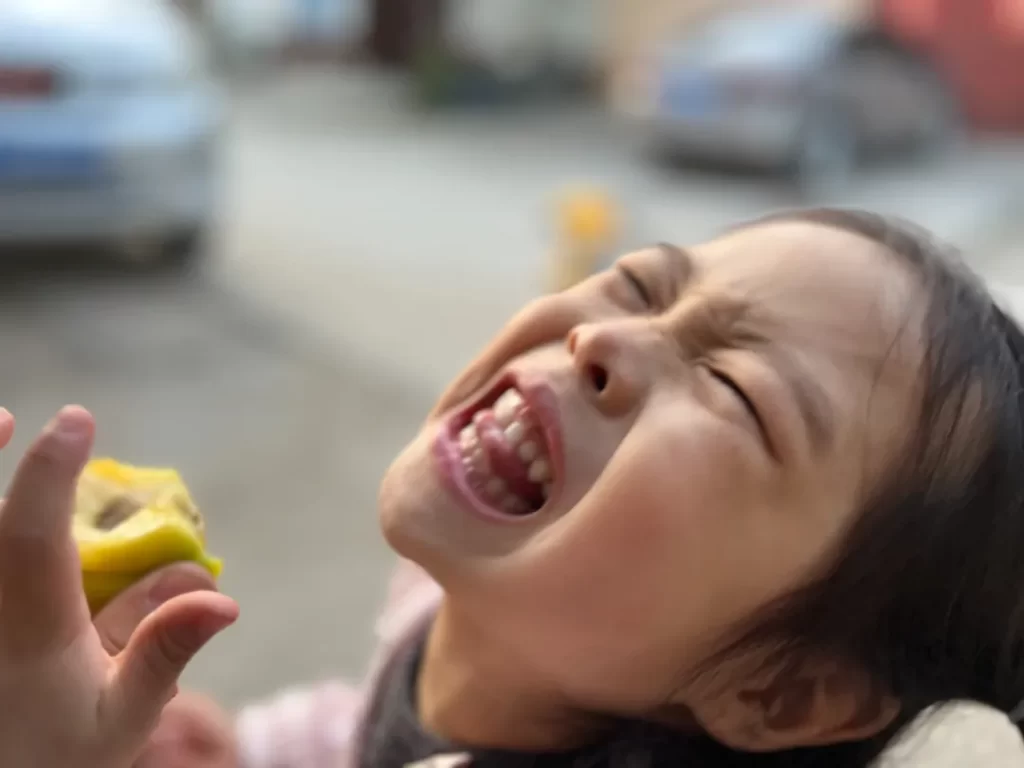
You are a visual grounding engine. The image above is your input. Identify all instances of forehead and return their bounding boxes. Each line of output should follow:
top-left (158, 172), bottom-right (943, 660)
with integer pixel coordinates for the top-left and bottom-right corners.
top-left (641, 221), bottom-right (921, 349)
top-left (697, 221), bottom-right (913, 320)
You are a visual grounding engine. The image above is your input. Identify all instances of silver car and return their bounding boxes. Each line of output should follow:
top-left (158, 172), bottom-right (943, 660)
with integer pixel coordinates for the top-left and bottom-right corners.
top-left (0, 0), bottom-right (222, 267)
top-left (648, 8), bottom-right (961, 194)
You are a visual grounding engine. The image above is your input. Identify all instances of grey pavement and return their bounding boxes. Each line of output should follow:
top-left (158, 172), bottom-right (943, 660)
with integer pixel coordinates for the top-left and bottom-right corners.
top-left (1, 65), bottom-right (1023, 760)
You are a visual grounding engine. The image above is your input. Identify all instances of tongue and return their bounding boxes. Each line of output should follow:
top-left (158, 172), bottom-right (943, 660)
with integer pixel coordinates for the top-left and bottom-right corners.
top-left (474, 411), bottom-right (541, 503)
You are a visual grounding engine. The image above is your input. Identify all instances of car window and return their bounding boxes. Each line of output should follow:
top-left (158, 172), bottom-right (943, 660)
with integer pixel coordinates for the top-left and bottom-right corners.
top-left (678, 11), bottom-right (834, 65)
top-left (8, 0), bottom-right (161, 19)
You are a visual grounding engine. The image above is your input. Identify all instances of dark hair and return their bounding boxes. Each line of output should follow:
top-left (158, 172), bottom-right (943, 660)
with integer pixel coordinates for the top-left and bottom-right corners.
top-left (694, 208), bottom-right (1024, 766)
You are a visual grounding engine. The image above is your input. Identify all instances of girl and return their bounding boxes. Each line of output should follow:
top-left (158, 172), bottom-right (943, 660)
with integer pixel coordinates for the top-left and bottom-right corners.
top-left (4, 208), bottom-right (1024, 768)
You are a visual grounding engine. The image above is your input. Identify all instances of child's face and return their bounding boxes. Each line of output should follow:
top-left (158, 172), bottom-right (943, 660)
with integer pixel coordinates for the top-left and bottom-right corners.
top-left (379, 220), bottom-right (922, 718)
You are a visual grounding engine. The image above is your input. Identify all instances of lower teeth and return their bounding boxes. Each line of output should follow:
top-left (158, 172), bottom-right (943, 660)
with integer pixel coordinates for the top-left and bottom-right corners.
top-left (502, 496), bottom-right (531, 515)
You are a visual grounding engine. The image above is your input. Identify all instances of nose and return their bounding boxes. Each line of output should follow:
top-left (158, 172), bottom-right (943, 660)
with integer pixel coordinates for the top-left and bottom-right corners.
top-left (567, 320), bottom-right (652, 416)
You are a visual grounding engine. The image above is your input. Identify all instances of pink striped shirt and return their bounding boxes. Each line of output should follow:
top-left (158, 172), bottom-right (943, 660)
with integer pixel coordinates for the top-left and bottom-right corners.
top-left (232, 559), bottom-right (1024, 768)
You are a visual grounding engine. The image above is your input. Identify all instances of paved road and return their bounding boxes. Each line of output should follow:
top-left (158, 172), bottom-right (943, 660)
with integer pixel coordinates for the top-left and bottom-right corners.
top-left (2, 67), bottom-right (1024, 739)
top-left (219, 67), bottom-right (1024, 398)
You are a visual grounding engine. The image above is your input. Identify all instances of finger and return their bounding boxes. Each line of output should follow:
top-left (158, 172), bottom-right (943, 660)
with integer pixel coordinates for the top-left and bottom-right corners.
top-left (0, 406), bottom-right (95, 650)
top-left (105, 591), bottom-right (238, 747)
top-left (94, 563), bottom-right (218, 656)
top-left (0, 408), bottom-right (13, 450)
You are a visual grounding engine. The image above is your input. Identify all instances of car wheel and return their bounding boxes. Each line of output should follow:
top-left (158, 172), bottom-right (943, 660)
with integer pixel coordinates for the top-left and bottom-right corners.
top-left (789, 97), bottom-right (859, 201)
top-left (911, 64), bottom-right (964, 159)
top-left (117, 227), bottom-right (207, 273)
top-left (644, 124), bottom-right (690, 169)
top-left (161, 227), bottom-right (207, 271)
top-left (837, 44), bottom-right (963, 162)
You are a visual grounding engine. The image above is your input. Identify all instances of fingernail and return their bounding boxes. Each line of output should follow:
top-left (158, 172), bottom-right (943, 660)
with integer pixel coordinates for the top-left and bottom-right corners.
top-left (50, 407), bottom-right (91, 446)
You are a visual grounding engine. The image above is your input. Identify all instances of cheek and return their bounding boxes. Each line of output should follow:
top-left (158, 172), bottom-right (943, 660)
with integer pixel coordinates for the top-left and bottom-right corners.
top-left (520, 422), bottom-right (762, 640)
top-left (573, 421), bottom-right (762, 611)
top-left (528, 417), bottom-right (815, 651)
top-left (490, 421), bottom-right (781, 705)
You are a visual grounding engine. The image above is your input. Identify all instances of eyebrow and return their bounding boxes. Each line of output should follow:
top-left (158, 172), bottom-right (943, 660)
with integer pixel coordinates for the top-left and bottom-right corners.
top-left (651, 240), bottom-right (834, 452)
top-left (655, 242), bottom-right (695, 284)
top-left (770, 348), bottom-right (836, 453)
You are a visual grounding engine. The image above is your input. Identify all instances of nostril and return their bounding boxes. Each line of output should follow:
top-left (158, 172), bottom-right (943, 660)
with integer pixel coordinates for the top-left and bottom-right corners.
top-left (588, 364), bottom-right (609, 393)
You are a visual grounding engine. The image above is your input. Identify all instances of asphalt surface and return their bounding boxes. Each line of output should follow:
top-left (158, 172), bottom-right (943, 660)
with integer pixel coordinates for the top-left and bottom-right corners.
top-left (2, 69), bottom-right (1024, 763)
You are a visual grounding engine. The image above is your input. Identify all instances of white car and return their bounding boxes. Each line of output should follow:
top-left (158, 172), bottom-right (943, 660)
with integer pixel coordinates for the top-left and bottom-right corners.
top-left (0, 0), bottom-right (222, 267)
top-left (648, 8), bottom-right (961, 196)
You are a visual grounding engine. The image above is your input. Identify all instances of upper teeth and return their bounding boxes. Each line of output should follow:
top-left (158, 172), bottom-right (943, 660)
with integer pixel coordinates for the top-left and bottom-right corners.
top-left (493, 388), bottom-right (524, 423)
top-left (504, 420), bottom-right (526, 445)
top-left (458, 388), bottom-right (553, 495)
top-left (517, 439), bottom-right (539, 463)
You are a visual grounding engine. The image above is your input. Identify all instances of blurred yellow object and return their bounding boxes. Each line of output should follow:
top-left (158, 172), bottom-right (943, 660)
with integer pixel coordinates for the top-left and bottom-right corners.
top-left (552, 188), bottom-right (622, 292)
top-left (74, 459), bottom-right (222, 615)
top-left (557, 188), bottom-right (620, 245)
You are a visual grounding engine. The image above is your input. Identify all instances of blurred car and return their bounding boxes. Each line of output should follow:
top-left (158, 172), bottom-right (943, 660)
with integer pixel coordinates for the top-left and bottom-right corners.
top-left (0, 0), bottom-right (222, 267)
top-left (647, 8), bottom-right (962, 195)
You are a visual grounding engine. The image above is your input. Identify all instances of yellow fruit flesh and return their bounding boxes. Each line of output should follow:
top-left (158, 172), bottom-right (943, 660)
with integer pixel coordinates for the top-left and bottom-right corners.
top-left (75, 459), bottom-right (222, 615)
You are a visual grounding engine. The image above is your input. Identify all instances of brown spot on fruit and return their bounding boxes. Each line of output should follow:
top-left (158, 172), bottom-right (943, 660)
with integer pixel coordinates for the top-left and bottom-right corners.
top-left (94, 496), bottom-right (143, 531)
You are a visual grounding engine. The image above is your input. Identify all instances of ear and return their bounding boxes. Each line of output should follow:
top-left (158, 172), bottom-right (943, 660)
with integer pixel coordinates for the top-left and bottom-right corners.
top-left (687, 655), bottom-right (900, 753)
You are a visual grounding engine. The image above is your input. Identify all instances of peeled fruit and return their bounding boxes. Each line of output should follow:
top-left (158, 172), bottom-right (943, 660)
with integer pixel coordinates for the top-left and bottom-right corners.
top-left (74, 458), bottom-right (222, 615)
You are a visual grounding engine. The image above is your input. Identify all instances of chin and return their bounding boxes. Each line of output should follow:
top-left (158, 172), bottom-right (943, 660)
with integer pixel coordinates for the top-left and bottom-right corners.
top-left (377, 427), bottom-right (452, 568)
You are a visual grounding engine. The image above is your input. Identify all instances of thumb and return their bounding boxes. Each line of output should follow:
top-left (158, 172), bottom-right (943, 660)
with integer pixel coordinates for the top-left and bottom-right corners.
top-left (94, 563), bottom-right (219, 656)
top-left (104, 591), bottom-right (238, 746)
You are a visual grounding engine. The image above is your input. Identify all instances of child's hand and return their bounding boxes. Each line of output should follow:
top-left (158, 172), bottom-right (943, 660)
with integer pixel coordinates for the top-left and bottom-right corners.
top-left (0, 407), bottom-right (239, 768)
top-left (93, 569), bottom-right (236, 767)
top-left (91, 567), bottom-right (235, 767)
top-left (93, 563), bottom-right (221, 657)
top-left (135, 692), bottom-right (238, 768)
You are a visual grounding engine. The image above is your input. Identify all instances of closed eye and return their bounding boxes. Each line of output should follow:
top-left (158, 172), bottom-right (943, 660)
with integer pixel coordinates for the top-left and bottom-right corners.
top-left (617, 265), bottom-right (653, 309)
top-left (708, 368), bottom-right (769, 446)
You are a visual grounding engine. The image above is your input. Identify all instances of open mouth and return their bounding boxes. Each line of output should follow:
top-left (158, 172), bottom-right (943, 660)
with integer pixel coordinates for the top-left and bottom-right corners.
top-left (449, 383), bottom-right (555, 517)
